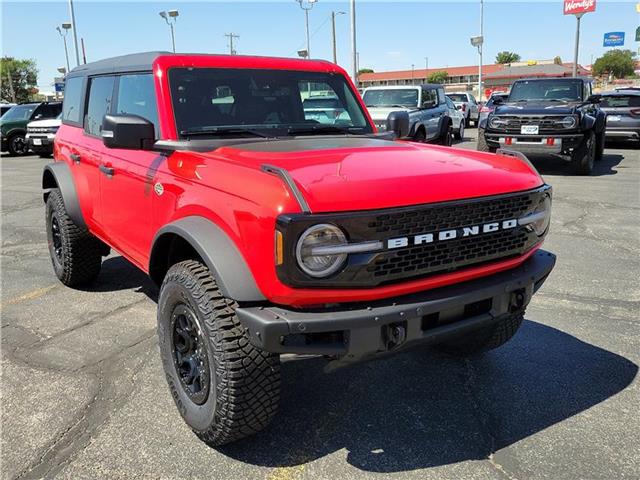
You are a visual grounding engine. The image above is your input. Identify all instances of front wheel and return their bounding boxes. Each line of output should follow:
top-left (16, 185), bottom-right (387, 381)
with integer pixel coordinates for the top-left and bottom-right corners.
top-left (437, 123), bottom-right (453, 146)
top-left (7, 133), bottom-right (28, 156)
top-left (477, 128), bottom-right (496, 153)
top-left (572, 131), bottom-right (595, 175)
top-left (594, 132), bottom-right (605, 162)
top-left (158, 260), bottom-right (281, 446)
top-left (454, 119), bottom-right (465, 141)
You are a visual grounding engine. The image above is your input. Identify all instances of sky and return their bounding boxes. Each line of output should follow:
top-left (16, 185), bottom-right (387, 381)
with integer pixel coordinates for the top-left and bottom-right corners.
top-left (1, 0), bottom-right (638, 92)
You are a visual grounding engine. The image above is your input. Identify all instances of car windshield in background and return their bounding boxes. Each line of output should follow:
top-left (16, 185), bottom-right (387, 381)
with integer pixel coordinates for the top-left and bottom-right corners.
top-left (600, 95), bottom-right (640, 108)
top-left (168, 68), bottom-right (371, 138)
top-left (447, 94), bottom-right (468, 102)
top-left (1, 104), bottom-right (37, 122)
top-left (362, 89), bottom-right (418, 108)
top-left (508, 80), bottom-right (583, 102)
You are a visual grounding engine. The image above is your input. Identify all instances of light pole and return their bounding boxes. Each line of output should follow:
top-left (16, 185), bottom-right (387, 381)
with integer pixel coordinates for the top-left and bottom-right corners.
top-left (56, 22), bottom-right (72, 73)
top-left (331, 11), bottom-right (346, 64)
top-left (159, 9), bottom-right (179, 53)
top-left (350, 0), bottom-right (357, 83)
top-left (296, 0), bottom-right (317, 59)
top-left (572, 13), bottom-right (583, 77)
top-left (411, 64), bottom-right (415, 84)
top-left (67, 0), bottom-right (80, 66)
top-left (225, 33), bottom-right (240, 55)
top-left (470, 0), bottom-right (484, 100)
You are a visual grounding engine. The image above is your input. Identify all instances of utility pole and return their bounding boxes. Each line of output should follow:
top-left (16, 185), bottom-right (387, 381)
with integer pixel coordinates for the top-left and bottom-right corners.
top-left (225, 33), bottom-right (240, 55)
top-left (68, 0), bottom-right (81, 66)
top-left (350, 0), bottom-right (357, 84)
top-left (424, 57), bottom-right (429, 81)
top-left (331, 11), bottom-right (345, 64)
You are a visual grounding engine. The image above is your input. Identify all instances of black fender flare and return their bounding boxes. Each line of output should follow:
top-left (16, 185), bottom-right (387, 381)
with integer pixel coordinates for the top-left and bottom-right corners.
top-left (581, 114), bottom-right (596, 131)
top-left (149, 216), bottom-right (265, 302)
top-left (42, 162), bottom-right (86, 228)
top-left (594, 110), bottom-right (607, 135)
top-left (478, 116), bottom-right (488, 130)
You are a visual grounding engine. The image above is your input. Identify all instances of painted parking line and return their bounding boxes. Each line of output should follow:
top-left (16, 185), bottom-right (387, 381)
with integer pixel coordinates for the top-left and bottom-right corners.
top-left (2, 284), bottom-right (58, 307)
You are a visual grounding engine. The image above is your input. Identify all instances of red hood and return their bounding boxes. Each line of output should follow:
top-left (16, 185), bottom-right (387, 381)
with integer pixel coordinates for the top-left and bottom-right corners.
top-left (193, 137), bottom-right (544, 213)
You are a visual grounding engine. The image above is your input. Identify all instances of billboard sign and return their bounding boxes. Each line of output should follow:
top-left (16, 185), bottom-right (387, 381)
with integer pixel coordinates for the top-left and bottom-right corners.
top-left (563, 0), bottom-right (596, 15)
top-left (603, 32), bottom-right (625, 47)
top-left (54, 77), bottom-right (65, 93)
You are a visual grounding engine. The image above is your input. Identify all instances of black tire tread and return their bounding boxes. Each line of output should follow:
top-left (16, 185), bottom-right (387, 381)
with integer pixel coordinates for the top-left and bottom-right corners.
top-left (437, 312), bottom-right (524, 356)
top-left (477, 129), bottom-right (495, 153)
top-left (160, 260), bottom-right (281, 446)
top-left (46, 188), bottom-right (102, 286)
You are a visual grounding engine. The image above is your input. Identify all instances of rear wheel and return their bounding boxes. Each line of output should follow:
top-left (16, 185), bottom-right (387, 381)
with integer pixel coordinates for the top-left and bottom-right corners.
top-left (413, 128), bottom-right (426, 143)
top-left (436, 311), bottom-right (525, 356)
top-left (45, 188), bottom-right (104, 286)
top-left (158, 260), bottom-right (281, 446)
top-left (572, 131), bottom-right (595, 175)
top-left (437, 122), bottom-right (453, 146)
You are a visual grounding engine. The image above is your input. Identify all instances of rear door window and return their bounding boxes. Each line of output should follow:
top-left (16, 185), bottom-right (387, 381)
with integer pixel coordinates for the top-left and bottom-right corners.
top-left (62, 77), bottom-right (83, 124)
top-left (115, 74), bottom-right (160, 137)
top-left (85, 76), bottom-right (115, 136)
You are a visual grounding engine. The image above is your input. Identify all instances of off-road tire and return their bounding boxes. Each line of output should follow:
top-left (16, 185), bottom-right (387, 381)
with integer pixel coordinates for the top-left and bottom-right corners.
top-left (477, 128), bottom-right (496, 153)
top-left (594, 132), bottom-right (605, 162)
top-left (46, 188), bottom-right (103, 286)
top-left (572, 131), bottom-right (595, 175)
top-left (7, 133), bottom-right (28, 156)
top-left (436, 311), bottom-right (524, 356)
top-left (158, 260), bottom-right (281, 446)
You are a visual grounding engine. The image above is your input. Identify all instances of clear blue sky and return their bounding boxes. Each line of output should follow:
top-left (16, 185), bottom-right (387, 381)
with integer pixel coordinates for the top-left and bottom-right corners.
top-left (1, 0), bottom-right (638, 92)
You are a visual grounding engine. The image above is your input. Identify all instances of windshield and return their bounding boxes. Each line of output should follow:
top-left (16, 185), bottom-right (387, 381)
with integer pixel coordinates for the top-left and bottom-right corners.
top-left (1, 104), bottom-right (37, 122)
top-left (169, 68), bottom-right (371, 137)
top-left (509, 80), bottom-right (583, 102)
top-left (447, 94), bottom-right (468, 103)
top-left (600, 95), bottom-right (640, 108)
top-left (362, 89), bottom-right (418, 108)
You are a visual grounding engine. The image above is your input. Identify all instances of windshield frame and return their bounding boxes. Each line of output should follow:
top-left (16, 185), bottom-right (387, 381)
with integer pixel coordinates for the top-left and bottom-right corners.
top-left (508, 79), bottom-right (585, 103)
top-left (167, 67), bottom-right (373, 139)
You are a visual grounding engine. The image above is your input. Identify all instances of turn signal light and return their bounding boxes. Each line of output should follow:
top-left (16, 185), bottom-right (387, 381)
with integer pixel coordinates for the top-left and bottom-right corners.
top-left (275, 231), bottom-right (284, 266)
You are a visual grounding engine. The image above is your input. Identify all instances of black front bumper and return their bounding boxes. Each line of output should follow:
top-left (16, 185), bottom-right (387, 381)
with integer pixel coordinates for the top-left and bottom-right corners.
top-left (484, 130), bottom-right (585, 155)
top-left (237, 250), bottom-right (556, 369)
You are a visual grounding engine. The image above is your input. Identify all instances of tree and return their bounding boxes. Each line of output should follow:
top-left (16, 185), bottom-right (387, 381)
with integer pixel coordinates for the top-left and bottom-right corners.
top-left (427, 71), bottom-right (448, 84)
top-left (591, 49), bottom-right (636, 79)
top-left (1, 57), bottom-right (38, 103)
top-left (358, 68), bottom-right (374, 75)
top-left (495, 51), bottom-right (521, 64)
top-left (553, 56), bottom-right (563, 65)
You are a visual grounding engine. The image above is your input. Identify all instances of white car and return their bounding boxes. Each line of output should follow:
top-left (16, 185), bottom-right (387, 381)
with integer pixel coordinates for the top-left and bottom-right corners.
top-left (445, 96), bottom-right (466, 141)
top-left (447, 92), bottom-right (480, 127)
top-left (26, 114), bottom-right (61, 157)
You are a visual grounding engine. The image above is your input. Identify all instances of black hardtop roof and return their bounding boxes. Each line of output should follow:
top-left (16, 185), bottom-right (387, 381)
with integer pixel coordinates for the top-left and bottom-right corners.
top-left (67, 51), bottom-right (170, 78)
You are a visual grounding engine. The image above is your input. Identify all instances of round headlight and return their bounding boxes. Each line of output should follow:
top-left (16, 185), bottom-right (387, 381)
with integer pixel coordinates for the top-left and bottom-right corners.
top-left (560, 116), bottom-right (577, 129)
top-left (530, 195), bottom-right (552, 236)
top-left (296, 224), bottom-right (348, 278)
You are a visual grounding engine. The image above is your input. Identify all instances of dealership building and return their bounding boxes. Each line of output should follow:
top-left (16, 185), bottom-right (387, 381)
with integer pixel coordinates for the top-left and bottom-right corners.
top-left (358, 59), bottom-right (590, 99)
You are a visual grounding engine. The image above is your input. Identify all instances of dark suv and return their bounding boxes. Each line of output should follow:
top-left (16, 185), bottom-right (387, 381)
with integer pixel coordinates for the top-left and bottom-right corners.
top-left (0, 102), bottom-right (62, 156)
top-left (478, 78), bottom-right (606, 175)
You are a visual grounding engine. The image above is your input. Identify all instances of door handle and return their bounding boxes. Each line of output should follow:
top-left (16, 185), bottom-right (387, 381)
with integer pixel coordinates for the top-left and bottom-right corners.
top-left (70, 153), bottom-right (81, 164)
top-left (99, 164), bottom-right (115, 177)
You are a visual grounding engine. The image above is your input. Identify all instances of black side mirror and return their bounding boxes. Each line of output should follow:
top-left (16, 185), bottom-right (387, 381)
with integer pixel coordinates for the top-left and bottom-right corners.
top-left (586, 94), bottom-right (601, 104)
top-left (101, 114), bottom-right (155, 150)
top-left (386, 111), bottom-right (410, 138)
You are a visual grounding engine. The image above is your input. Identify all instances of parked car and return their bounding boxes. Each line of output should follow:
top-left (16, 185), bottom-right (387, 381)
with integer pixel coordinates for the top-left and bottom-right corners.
top-left (478, 77), bottom-right (606, 175)
top-left (447, 92), bottom-right (480, 127)
top-left (362, 84), bottom-right (453, 145)
top-left (478, 92), bottom-right (509, 124)
top-left (26, 113), bottom-right (62, 157)
top-left (44, 52), bottom-right (555, 446)
top-left (1, 103), bottom-right (16, 117)
top-left (445, 95), bottom-right (465, 140)
top-left (1, 102), bottom-right (62, 156)
top-left (599, 90), bottom-right (640, 146)
top-left (302, 95), bottom-right (346, 124)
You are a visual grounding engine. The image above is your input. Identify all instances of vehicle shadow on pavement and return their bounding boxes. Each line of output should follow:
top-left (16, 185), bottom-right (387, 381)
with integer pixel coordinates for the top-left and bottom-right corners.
top-left (530, 152), bottom-right (624, 177)
top-left (76, 256), bottom-right (159, 301)
top-left (219, 319), bottom-right (637, 473)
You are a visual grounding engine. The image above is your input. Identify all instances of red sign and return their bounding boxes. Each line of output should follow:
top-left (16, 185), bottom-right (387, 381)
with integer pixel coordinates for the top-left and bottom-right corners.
top-left (563, 0), bottom-right (596, 15)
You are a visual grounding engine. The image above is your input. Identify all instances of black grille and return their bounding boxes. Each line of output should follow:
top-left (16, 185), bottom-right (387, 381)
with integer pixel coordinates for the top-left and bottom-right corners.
top-left (492, 115), bottom-right (573, 134)
top-left (276, 186), bottom-right (550, 288)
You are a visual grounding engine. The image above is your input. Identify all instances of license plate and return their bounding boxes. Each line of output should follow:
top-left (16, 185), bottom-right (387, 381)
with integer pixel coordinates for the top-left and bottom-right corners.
top-left (607, 115), bottom-right (621, 122)
top-left (521, 125), bottom-right (539, 135)
top-left (33, 139), bottom-right (42, 145)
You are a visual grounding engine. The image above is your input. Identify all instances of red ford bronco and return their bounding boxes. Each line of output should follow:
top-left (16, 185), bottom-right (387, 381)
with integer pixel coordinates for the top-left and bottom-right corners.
top-left (44, 52), bottom-right (555, 446)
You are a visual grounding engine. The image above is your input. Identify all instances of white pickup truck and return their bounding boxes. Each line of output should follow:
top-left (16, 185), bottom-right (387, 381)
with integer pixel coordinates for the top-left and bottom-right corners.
top-left (447, 92), bottom-right (480, 127)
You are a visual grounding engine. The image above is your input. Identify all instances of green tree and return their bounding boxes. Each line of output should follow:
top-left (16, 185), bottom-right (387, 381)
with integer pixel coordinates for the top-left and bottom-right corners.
top-left (495, 51), bottom-right (521, 64)
top-left (426, 71), bottom-right (448, 83)
top-left (1, 57), bottom-right (38, 103)
top-left (591, 49), bottom-right (636, 79)
top-left (358, 68), bottom-right (374, 75)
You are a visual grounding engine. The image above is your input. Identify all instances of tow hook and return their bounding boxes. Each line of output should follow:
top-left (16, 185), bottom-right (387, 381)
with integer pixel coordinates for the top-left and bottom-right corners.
top-left (510, 288), bottom-right (527, 312)
top-left (383, 322), bottom-right (407, 350)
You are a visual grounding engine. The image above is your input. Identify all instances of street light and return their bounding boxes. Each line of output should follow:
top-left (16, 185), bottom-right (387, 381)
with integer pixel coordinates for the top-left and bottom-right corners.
top-left (331, 11), bottom-right (346, 64)
top-left (471, 0), bottom-right (484, 100)
top-left (296, 0), bottom-right (317, 59)
top-left (159, 9), bottom-right (179, 53)
top-left (56, 22), bottom-right (72, 73)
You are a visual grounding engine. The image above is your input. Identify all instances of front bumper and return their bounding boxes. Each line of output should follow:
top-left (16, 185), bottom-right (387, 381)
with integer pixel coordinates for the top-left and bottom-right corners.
top-left (484, 131), bottom-right (584, 155)
top-left (605, 128), bottom-right (640, 140)
top-left (237, 249), bottom-right (555, 369)
top-left (26, 134), bottom-right (55, 151)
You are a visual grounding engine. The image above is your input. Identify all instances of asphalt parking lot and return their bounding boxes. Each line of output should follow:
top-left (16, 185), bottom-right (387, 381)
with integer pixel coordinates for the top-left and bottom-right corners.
top-left (2, 131), bottom-right (639, 480)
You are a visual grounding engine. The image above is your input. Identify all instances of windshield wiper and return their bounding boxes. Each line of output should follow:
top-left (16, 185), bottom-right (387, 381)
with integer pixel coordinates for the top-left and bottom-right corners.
top-left (180, 127), bottom-right (271, 138)
top-left (286, 125), bottom-right (364, 136)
